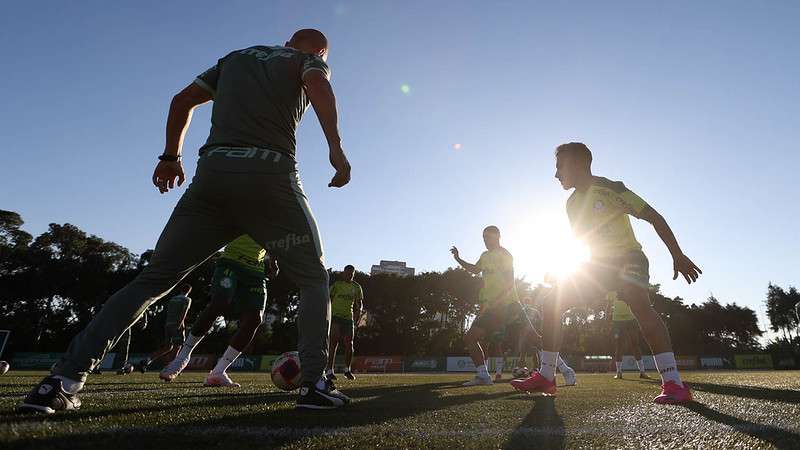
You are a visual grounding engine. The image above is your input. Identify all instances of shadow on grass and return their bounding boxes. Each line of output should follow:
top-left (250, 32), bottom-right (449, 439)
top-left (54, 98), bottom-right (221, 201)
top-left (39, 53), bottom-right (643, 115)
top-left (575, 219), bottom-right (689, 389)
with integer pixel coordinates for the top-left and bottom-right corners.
top-left (2, 381), bottom-right (519, 449)
top-left (687, 381), bottom-right (800, 404)
top-left (503, 396), bottom-right (564, 450)
top-left (682, 402), bottom-right (800, 449)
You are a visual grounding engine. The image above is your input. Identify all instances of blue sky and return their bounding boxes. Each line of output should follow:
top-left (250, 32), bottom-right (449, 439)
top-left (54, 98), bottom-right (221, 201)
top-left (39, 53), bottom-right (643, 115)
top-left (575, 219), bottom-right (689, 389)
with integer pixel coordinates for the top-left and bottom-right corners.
top-left (1, 1), bottom-right (798, 338)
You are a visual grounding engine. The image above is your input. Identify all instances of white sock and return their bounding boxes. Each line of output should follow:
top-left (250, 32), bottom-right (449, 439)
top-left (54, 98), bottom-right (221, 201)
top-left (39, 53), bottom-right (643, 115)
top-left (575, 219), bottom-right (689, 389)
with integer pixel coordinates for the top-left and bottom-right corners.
top-left (53, 375), bottom-right (83, 394)
top-left (556, 356), bottom-right (571, 373)
top-left (345, 366), bottom-right (351, 373)
top-left (636, 359), bottom-right (645, 373)
top-left (476, 364), bottom-right (490, 379)
top-left (539, 351), bottom-right (558, 381)
top-left (211, 346), bottom-right (241, 375)
top-left (654, 352), bottom-right (682, 385)
top-left (495, 358), bottom-right (504, 375)
top-left (177, 333), bottom-right (203, 360)
top-left (615, 361), bottom-right (622, 373)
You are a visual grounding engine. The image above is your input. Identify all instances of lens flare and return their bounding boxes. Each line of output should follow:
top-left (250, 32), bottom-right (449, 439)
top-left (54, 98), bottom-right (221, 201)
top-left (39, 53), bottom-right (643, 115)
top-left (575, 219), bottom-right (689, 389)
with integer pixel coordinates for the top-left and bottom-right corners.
top-left (452, 143), bottom-right (462, 150)
top-left (400, 84), bottom-right (411, 95)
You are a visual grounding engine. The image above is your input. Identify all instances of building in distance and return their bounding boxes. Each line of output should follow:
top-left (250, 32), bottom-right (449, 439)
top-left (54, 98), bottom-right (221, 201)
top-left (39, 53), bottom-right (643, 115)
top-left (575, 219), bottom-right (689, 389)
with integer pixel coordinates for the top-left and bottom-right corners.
top-left (370, 260), bottom-right (415, 277)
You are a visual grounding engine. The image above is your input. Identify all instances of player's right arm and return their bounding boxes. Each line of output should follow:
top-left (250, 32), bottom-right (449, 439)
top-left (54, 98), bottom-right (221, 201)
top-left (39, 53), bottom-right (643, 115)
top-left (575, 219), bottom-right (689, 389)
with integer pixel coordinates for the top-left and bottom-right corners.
top-left (449, 246), bottom-right (480, 275)
top-left (303, 70), bottom-right (351, 188)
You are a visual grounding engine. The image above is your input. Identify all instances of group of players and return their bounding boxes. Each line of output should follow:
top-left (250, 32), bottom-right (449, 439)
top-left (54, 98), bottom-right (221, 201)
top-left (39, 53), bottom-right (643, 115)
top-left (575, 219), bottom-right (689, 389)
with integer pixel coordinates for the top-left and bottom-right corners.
top-left (16, 28), bottom-right (700, 413)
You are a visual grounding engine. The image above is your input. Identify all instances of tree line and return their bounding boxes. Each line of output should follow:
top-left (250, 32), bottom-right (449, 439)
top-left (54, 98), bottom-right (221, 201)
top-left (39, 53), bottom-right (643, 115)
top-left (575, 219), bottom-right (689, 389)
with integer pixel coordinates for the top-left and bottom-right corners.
top-left (1, 209), bottom-right (792, 358)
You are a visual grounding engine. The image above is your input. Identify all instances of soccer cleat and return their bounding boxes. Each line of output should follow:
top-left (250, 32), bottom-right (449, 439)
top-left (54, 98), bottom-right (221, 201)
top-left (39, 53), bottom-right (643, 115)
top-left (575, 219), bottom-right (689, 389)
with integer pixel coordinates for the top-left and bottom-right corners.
top-left (160, 357), bottom-right (190, 382)
top-left (204, 372), bottom-right (241, 387)
top-left (562, 368), bottom-right (577, 386)
top-left (90, 368), bottom-right (102, 375)
top-left (654, 381), bottom-right (693, 404)
top-left (343, 371), bottom-right (355, 380)
top-left (136, 359), bottom-right (149, 374)
top-left (295, 381), bottom-right (345, 410)
top-left (462, 375), bottom-right (493, 387)
top-left (639, 372), bottom-right (651, 379)
top-left (510, 371), bottom-right (557, 395)
top-left (17, 377), bottom-right (82, 414)
top-left (614, 372), bottom-right (623, 379)
top-left (326, 372), bottom-right (337, 381)
top-left (325, 379), bottom-right (352, 405)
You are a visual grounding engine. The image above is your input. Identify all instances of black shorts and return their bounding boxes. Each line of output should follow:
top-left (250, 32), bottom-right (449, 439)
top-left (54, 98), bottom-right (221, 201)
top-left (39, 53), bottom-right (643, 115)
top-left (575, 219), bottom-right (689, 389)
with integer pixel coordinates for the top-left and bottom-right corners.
top-left (471, 302), bottom-right (520, 339)
top-left (613, 320), bottom-right (639, 339)
top-left (331, 316), bottom-right (354, 339)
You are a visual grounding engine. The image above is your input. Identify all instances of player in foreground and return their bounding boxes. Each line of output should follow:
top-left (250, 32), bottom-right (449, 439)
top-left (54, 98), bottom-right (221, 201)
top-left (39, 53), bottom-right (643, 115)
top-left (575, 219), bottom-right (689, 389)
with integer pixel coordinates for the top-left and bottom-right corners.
top-left (160, 235), bottom-right (271, 387)
top-left (136, 284), bottom-right (192, 373)
top-left (511, 142), bottom-right (701, 404)
top-left (510, 296), bottom-right (577, 385)
top-left (18, 29), bottom-right (352, 413)
top-left (325, 265), bottom-right (364, 381)
top-left (451, 226), bottom-right (519, 386)
top-left (610, 297), bottom-right (650, 379)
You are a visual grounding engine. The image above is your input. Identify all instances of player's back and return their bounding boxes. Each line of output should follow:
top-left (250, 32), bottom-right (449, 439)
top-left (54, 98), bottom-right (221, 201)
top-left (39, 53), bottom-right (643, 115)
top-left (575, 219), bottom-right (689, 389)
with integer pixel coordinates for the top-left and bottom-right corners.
top-left (200, 46), bottom-right (329, 157)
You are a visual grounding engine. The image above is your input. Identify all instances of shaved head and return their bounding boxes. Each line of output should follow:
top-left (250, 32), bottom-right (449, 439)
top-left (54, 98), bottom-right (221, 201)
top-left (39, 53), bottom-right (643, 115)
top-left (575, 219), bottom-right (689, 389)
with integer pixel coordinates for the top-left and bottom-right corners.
top-left (287, 29), bottom-right (328, 57)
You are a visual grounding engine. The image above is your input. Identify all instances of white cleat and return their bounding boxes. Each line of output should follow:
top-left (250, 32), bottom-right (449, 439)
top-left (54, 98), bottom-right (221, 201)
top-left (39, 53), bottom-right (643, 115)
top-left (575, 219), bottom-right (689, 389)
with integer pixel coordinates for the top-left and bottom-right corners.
top-left (462, 375), bottom-right (493, 387)
top-left (159, 356), bottom-right (190, 382)
top-left (562, 368), bottom-right (577, 386)
top-left (204, 372), bottom-right (241, 387)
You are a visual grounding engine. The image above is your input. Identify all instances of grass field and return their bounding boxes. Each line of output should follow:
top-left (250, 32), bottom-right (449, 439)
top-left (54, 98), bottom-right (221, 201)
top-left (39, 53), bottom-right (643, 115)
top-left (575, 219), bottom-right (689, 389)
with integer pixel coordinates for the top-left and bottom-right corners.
top-left (1, 370), bottom-right (799, 449)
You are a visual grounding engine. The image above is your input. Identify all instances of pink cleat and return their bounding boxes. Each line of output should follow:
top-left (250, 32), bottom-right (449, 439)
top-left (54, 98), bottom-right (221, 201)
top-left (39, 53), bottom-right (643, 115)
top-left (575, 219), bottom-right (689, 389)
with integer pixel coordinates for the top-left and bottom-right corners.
top-left (653, 381), bottom-right (693, 404)
top-left (203, 372), bottom-right (241, 388)
top-left (509, 371), bottom-right (557, 395)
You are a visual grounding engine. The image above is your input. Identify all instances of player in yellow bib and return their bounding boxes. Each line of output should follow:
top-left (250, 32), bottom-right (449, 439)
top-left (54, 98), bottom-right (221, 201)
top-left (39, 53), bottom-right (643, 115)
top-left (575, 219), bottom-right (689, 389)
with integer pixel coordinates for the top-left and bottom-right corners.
top-left (512, 142), bottom-right (701, 404)
top-left (325, 265), bottom-right (364, 381)
top-left (611, 298), bottom-right (649, 379)
top-left (451, 226), bottom-right (519, 386)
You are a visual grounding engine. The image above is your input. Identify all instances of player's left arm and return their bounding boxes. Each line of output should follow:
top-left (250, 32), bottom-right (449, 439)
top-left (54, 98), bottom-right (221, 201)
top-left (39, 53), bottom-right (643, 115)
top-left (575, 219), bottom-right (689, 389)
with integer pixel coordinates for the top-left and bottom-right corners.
top-left (626, 191), bottom-right (702, 284)
top-left (152, 82), bottom-right (213, 194)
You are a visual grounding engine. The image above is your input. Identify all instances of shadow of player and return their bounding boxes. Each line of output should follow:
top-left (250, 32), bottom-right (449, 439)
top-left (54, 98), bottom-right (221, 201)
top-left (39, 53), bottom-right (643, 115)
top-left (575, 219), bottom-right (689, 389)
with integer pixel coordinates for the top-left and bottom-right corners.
top-left (687, 381), bottom-right (800, 404)
top-left (503, 396), bottom-right (565, 450)
top-left (681, 402), bottom-right (800, 449)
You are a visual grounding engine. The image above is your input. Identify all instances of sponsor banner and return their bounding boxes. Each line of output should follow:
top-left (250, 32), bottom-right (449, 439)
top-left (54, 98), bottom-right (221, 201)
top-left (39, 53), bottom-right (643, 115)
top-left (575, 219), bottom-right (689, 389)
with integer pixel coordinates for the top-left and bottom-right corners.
top-left (186, 354), bottom-right (215, 370)
top-left (259, 354), bottom-right (281, 372)
top-left (620, 355), bottom-right (656, 371)
top-left (734, 354), bottom-right (773, 369)
top-left (675, 355), bottom-right (698, 370)
top-left (11, 352), bottom-right (64, 370)
top-left (580, 356), bottom-right (614, 373)
top-left (699, 356), bottom-right (733, 369)
top-left (447, 356), bottom-right (477, 372)
top-left (405, 357), bottom-right (445, 372)
top-left (354, 356), bottom-right (403, 372)
top-left (229, 355), bottom-right (262, 372)
top-left (98, 352), bottom-right (117, 370)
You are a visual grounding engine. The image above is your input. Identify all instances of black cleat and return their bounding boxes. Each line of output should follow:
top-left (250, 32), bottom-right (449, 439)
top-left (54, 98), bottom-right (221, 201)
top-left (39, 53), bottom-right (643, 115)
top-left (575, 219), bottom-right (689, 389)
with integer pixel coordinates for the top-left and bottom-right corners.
top-left (295, 382), bottom-right (345, 410)
top-left (17, 376), bottom-right (81, 414)
top-left (90, 368), bottom-right (102, 375)
top-left (326, 372), bottom-right (337, 381)
top-left (137, 359), bottom-right (149, 374)
top-left (343, 371), bottom-right (356, 380)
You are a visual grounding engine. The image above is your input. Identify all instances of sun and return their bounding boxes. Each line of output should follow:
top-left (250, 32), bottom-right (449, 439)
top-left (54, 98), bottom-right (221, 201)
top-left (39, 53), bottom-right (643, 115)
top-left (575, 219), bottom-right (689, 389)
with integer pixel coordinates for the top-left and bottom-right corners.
top-left (508, 213), bottom-right (590, 285)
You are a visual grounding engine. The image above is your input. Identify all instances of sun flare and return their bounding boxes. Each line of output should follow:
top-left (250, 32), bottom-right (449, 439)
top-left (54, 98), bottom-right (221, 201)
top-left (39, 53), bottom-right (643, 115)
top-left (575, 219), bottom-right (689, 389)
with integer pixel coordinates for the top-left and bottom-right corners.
top-left (508, 213), bottom-right (590, 285)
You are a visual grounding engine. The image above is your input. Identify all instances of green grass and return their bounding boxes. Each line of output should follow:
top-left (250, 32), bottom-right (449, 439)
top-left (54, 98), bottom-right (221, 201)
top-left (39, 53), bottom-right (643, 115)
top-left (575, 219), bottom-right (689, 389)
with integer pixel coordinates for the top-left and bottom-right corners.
top-left (1, 370), bottom-right (799, 449)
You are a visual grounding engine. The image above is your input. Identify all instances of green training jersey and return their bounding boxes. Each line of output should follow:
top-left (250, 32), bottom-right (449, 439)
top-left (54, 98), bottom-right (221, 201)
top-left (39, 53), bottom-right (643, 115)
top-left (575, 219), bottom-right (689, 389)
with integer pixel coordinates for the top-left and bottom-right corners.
top-left (612, 300), bottom-right (636, 322)
top-left (330, 280), bottom-right (364, 320)
top-left (165, 294), bottom-right (191, 326)
top-left (219, 235), bottom-right (266, 277)
top-left (194, 45), bottom-right (331, 158)
top-left (476, 247), bottom-right (519, 305)
top-left (566, 176), bottom-right (651, 259)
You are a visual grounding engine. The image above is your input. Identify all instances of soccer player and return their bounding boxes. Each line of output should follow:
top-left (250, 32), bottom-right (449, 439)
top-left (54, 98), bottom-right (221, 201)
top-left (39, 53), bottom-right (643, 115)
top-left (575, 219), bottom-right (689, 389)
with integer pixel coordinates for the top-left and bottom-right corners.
top-left (611, 298), bottom-right (650, 379)
top-left (160, 235), bottom-right (270, 387)
top-left (135, 284), bottom-right (193, 373)
top-left (19, 29), bottom-right (351, 413)
top-left (113, 312), bottom-right (148, 375)
top-left (451, 226), bottom-right (519, 386)
top-left (325, 265), bottom-right (364, 381)
top-left (512, 142), bottom-right (701, 404)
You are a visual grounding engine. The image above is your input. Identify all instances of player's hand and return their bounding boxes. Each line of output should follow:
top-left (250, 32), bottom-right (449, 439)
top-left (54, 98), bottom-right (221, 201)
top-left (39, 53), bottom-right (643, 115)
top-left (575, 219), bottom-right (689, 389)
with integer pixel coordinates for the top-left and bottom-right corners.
top-left (328, 147), bottom-right (351, 188)
top-left (673, 253), bottom-right (702, 284)
top-left (450, 246), bottom-right (459, 258)
top-left (152, 160), bottom-right (185, 194)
